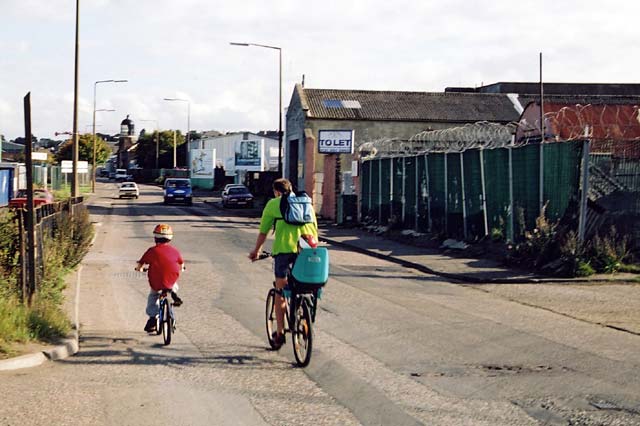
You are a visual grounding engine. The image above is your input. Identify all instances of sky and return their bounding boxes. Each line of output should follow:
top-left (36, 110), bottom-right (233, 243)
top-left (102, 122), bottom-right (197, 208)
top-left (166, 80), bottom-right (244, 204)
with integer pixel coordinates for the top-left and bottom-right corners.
top-left (1, 0), bottom-right (639, 141)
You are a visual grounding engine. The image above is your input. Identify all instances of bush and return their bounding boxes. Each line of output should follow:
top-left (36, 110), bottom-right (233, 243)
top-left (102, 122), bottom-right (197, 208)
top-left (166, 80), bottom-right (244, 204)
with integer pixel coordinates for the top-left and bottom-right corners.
top-left (0, 204), bottom-right (92, 352)
top-left (585, 227), bottom-right (630, 274)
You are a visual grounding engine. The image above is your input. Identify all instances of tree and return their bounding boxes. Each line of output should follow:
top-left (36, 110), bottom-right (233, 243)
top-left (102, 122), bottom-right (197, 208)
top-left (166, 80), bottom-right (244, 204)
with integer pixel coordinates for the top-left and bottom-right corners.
top-left (55, 133), bottom-right (112, 165)
top-left (135, 130), bottom-right (185, 169)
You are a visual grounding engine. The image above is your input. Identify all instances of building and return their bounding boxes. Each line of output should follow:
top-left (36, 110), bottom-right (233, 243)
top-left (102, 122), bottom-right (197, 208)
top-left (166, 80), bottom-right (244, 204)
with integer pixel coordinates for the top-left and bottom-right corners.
top-left (285, 84), bottom-right (523, 220)
top-left (188, 131), bottom-right (279, 189)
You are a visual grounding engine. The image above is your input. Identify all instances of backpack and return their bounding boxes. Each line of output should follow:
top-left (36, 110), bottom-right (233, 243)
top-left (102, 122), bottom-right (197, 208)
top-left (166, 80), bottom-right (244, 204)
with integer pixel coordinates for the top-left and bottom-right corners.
top-left (279, 191), bottom-right (314, 225)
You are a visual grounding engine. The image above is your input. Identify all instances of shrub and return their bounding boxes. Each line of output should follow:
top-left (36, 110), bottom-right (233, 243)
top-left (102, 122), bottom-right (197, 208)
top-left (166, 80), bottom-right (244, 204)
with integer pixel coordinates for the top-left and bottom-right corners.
top-left (585, 227), bottom-right (630, 274)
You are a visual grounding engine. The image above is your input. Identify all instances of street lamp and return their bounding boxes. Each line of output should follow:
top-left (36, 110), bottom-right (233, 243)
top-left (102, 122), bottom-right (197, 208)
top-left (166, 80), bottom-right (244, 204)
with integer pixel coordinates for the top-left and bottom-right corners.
top-left (230, 41), bottom-right (282, 176)
top-left (93, 79), bottom-right (127, 192)
top-left (141, 119), bottom-right (160, 169)
top-left (163, 97), bottom-right (190, 155)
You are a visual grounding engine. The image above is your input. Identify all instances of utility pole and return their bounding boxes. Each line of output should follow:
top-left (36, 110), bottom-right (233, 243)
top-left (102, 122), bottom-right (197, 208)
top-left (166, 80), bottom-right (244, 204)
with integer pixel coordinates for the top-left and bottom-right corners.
top-left (71, 0), bottom-right (80, 198)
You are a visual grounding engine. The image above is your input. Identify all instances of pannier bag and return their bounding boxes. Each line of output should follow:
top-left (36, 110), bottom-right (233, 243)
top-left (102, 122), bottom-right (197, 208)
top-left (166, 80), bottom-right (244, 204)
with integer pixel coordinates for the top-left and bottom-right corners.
top-left (291, 247), bottom-right (329, 288)
top-left (280, 191), bottom-right (315, 225)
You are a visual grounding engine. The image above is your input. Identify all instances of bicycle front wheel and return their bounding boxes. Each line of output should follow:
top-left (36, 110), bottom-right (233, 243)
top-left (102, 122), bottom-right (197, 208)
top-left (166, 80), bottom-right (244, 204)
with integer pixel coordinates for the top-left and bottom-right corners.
top-left (265, 289), bottom-right (278, 349)
top-left (292, 298), bottom-right (313, 367)
top-left (162, 301), bottom-right (172, 345)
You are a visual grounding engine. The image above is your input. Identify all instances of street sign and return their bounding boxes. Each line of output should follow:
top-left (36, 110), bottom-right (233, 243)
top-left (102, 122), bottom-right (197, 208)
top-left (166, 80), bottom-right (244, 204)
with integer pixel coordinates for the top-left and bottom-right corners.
top-left (32, 152), bottom-right (48, 161)
top-left (318, 130), bottom-right (354, 154)
top-left (61, 160), bottom-right (88, 174)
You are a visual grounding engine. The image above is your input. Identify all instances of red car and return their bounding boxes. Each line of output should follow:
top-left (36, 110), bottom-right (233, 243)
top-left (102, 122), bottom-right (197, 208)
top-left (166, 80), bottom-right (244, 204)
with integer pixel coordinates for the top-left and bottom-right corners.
top-left (9, 189), bottom-right (55, 208)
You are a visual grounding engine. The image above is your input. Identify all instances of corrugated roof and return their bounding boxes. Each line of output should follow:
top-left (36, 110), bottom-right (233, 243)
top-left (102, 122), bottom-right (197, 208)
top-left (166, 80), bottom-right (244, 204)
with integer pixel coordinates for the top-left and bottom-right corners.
top-left (301, 87), bottom-right (521, 123)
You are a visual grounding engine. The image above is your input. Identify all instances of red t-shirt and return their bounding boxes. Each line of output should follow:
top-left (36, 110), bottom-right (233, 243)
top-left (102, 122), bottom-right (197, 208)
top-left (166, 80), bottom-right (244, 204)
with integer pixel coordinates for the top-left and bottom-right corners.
top-left (138, 243), bottom-right (184, 291)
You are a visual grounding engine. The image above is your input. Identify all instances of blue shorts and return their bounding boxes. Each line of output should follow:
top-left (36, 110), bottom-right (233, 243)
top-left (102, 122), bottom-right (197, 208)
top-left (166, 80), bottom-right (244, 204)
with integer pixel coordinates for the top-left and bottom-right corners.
top-left (274, 253), bottom-right (297, 279)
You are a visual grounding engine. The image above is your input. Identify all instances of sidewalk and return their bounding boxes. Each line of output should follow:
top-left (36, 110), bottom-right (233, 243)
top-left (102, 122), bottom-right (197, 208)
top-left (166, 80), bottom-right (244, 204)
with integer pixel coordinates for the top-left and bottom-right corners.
top-left (318, 224), bottom-right (639, 284)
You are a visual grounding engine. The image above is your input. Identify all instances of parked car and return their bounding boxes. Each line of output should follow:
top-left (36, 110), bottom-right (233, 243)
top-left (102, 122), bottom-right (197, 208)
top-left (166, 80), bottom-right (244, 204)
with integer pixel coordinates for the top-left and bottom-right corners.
top-left (222, 183), bottom-right (245, 193)
top-left (9, 189), bottom-right (55, 208)
top-left (115, 169), bottom-right (132, 182)
top-left (164, 178), bottom-right (193, 205)
top-left (118, 182), bottom-right (139, 199)
top-left (222, 185), bottom-right (254, 208)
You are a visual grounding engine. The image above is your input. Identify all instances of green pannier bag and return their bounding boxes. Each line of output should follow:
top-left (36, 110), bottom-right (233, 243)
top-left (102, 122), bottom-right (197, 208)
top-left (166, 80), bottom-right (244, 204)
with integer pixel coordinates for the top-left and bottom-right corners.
top-left (291, 247), bottom-right (329, 290)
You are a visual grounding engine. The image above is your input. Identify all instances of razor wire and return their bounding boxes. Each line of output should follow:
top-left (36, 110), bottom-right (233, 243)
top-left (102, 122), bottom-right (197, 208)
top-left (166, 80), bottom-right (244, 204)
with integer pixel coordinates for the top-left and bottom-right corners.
top-left (358, 121), bottom-right (519, 160)
top-left (359, 104), bottom-right (640, 160)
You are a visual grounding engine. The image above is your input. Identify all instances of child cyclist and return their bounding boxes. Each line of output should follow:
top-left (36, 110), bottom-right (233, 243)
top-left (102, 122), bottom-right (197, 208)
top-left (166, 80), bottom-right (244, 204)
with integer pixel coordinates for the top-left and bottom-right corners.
top-left (135, 224), bottom-right (185, 333)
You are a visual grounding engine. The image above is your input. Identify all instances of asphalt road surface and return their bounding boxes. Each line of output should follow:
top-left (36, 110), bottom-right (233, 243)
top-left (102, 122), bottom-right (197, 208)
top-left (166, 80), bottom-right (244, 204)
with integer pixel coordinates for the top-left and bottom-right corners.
top-left (2, 182), bottom-right (639, 425)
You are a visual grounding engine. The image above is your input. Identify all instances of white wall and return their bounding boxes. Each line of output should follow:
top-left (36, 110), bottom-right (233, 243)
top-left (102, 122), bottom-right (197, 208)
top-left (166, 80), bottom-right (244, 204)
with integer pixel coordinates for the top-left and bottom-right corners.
top-left (192, 133), bottom-right (278, 177)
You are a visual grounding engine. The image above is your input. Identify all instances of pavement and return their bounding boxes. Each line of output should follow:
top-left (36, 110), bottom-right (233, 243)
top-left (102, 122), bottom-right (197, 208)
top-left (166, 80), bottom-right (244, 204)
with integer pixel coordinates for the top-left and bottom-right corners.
top-left (2, 188), bottom-right (637, 372)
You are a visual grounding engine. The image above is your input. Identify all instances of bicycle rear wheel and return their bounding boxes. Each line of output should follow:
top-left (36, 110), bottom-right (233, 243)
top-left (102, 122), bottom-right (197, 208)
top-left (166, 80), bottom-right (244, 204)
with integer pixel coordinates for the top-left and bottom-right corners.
top-left (292, 298), bottom-right (313, 367)
top-left (265, 289), bottom-right (278, 349)
top-left (162, 301), bottom-right (172, 345)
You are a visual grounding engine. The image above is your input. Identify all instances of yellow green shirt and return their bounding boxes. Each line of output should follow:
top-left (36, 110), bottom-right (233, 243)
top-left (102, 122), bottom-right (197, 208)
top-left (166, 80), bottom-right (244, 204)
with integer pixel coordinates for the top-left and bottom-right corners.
top-left (259, 196), bottom-right (318, 255)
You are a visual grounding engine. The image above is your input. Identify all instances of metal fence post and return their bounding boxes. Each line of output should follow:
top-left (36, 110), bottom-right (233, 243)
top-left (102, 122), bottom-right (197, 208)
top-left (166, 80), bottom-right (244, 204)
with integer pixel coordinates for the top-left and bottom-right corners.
top-left (508, 137), bottom-right (515, 242)
top-left (444, 153), bottom-right (448, 234)
top-left (460, 152), bottom-right (467, 240)
top-left (578, 126), bottom-right (590, 242)
top-left (414, 155), bottom-right (419, 231)
top-left (425, 154), bottom-right (432, 232)
top-left (378, 158), bottom-right (382, 224)
top-left (479, 149), bottom-right (489, 237)
top-left (389, 158), bottom-right (394, 223)
top-left (401, 157), bottom-right (406, 226)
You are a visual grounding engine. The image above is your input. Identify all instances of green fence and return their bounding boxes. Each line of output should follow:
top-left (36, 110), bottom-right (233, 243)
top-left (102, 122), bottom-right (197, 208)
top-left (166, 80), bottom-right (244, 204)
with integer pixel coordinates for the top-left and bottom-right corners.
top-left (361, 141), bottom-right (584, 241)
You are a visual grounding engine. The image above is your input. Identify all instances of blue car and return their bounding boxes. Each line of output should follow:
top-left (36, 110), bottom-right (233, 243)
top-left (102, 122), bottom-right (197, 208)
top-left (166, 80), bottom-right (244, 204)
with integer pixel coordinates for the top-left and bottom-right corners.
top-left (163, 178), bottom-right (193, 206)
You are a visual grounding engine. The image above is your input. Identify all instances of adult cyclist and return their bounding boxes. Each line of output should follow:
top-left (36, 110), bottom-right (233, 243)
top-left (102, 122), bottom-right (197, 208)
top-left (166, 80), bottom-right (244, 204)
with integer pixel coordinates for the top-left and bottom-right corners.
top-left (248, 178), bottom-right (318, 349)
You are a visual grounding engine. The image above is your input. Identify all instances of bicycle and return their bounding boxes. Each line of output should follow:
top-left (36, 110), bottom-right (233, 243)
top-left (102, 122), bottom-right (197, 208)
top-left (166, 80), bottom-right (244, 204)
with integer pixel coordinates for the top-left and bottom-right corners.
top-left (155, 289), bottom-right (176, 346)
top-left (259, 250), bottom-right (326, 367)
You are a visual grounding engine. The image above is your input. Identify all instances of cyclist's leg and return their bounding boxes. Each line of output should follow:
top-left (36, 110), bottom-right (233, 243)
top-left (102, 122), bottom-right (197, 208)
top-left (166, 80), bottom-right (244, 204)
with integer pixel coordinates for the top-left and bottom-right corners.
top-left (273, 254), bottom-right (297, 338)
top-left (144, 290), bottom-right (159, 332)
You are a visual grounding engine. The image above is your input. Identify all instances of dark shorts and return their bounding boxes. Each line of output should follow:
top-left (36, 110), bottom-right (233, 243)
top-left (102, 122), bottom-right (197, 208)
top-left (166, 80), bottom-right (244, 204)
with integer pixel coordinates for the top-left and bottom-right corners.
top-left (274, 253), bottom-right (298, 279)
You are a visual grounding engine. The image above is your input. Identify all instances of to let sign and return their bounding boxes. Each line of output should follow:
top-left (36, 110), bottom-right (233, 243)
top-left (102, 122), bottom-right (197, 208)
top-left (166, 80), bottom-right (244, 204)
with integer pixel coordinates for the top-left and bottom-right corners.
top-left (318, 130), bottom-right (354, 154)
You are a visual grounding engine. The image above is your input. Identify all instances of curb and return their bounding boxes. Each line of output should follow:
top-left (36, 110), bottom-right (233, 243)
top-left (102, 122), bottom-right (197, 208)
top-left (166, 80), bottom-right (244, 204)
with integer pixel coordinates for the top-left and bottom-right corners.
top-left (0, 330), bottom-right (79, 371)
top-left (320, 236), bottom-right (638, 285)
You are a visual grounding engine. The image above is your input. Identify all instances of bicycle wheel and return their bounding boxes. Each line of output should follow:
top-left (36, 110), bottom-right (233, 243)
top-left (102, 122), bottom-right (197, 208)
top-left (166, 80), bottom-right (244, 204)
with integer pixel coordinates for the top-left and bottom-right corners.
top-left (292, 298), bottom-right (313, 367)
top-left (155, 301), bottom-right (162, 336)
top-left (162, 300), bottom-right (172, 345)
top-left (265, 289), bottom-right (278, 349)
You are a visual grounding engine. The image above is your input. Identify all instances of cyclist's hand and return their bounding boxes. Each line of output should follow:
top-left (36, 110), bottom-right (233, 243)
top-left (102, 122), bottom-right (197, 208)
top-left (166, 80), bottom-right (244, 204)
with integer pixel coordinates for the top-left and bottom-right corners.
top-left (248, 249), bottom-right (259, 262)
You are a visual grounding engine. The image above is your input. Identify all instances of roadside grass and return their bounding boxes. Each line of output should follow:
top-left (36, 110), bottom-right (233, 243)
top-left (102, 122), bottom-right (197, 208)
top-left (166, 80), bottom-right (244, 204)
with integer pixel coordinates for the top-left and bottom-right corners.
top-left (0, 206), bottom-right (91, 358)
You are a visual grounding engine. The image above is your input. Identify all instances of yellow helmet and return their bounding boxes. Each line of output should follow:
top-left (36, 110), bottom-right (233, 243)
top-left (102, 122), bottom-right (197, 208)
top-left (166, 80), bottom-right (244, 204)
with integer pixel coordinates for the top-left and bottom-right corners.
top-left (153, 223), bottom-right (173, 240)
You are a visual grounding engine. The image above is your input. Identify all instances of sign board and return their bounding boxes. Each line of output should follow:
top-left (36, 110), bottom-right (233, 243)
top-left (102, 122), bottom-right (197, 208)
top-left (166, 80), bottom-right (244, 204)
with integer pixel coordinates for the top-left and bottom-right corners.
top-left (318, 130), bottom-right (354, 154)
top-left (61, 160), bottom-right (88, 174)
top-left (235, 140), bottom-right (264, 171)
top-left (190, 148), bottom-right (216, 178)
top-left (32, 152), bottom-right (48, 161)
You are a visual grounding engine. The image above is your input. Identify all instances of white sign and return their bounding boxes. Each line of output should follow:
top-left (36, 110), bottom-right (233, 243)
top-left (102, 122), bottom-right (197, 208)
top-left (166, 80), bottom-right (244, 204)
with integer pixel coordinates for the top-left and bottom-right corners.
top-left (318, 130), bottom-right (354, 154)
top-left (32, 152), bottom-right (48, 161)
top-left (61, 160), bottom-right (88, 173)
top-left (190, 148), bottom-right (216, 178)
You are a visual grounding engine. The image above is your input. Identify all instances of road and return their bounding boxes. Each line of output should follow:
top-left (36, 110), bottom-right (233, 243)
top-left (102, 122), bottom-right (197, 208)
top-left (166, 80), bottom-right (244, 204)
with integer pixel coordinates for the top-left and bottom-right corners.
top-left (1, 181), bottom-right (639, 425)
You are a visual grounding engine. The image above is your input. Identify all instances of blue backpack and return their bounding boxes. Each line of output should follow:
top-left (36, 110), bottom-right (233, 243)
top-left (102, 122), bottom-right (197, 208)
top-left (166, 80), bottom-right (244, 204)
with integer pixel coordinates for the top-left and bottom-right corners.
top-left (280, 191), bottom-right (314, 226)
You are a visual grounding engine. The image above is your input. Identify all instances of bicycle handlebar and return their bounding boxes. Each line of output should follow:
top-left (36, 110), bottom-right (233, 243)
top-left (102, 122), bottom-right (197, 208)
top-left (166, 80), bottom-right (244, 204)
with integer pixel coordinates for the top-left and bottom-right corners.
top-left (257, 251), bottom-right (271, 261)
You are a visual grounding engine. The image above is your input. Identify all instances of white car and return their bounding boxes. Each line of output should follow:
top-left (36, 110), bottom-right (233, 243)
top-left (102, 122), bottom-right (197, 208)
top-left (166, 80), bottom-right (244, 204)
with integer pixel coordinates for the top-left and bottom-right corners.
top-left (119, 182), bottom-right (139, 199)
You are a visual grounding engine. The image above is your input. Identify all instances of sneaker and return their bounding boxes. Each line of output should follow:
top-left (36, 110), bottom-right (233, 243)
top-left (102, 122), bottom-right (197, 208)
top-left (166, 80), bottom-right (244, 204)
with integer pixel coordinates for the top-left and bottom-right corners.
top-left (144, 317), bottom-right (157, 333)
top-left (171, 292), bottom-right (183, 307)
top-left (271, 332), bottom-right (286, 350)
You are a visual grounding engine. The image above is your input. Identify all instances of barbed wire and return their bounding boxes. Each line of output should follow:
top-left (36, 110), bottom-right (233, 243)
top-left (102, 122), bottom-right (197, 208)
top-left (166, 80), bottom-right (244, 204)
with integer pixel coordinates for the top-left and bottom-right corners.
top-left (359, 104), bottom-right (640, 160)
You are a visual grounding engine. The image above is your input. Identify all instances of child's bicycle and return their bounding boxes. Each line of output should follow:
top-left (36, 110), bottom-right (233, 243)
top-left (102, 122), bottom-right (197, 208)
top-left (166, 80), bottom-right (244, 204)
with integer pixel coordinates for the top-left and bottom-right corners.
top-left (257, 238), bottom-right (329, 367)
top-left (155, 289), bottom-right (176, 346)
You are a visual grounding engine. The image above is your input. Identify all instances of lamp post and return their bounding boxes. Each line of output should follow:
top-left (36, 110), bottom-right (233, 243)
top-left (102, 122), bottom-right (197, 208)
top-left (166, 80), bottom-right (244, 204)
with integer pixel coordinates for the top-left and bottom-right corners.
top-left (93, 79), bottom-right (127, 192)
top-left (163, 97), bottom-right (190, 156)
top-left (230, 42), bottom-right (282, 176)
top-left (141, 119), bottom-right (160, 169)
